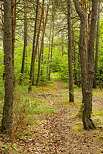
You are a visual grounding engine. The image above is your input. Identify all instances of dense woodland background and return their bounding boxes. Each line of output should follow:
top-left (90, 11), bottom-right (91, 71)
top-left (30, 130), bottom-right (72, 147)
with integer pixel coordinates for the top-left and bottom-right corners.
top-left (0, 0), bottom-right (103, 88)
top-left (0, 0), bottom-right (103, 153)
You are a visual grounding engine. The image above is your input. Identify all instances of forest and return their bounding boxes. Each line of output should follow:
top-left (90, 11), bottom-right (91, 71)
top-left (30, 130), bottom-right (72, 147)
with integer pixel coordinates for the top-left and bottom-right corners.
top-left (0, 0), bottom-right (103, 153)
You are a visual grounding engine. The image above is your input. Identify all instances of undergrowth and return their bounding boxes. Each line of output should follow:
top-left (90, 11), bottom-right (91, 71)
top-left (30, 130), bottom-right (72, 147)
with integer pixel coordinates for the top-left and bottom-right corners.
top-left (12, 83), bottom-right (57, 137)
top-left (0, 81), bottom-right (103, 153)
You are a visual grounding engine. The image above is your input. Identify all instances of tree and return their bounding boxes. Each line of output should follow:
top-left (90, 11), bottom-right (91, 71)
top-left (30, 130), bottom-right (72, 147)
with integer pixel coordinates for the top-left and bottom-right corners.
top-left (20, 0), bottom-right (28, 83)
top-left (47, 0), bottom-right (55, 81)
top-left (67, 0), bottom-right (74, 102)
top-left (12, 0), bottom-right (17, 67)
top-left (1, 0), bottom-right (14, 133)
top-left (93, 2), bottom-right (100, 88)
top-left (36, 1), bottom-right (50, 86)
top-left (73, 0), bottom-right (98, 130)
top-left (28, 0), bottom-right (40, 91)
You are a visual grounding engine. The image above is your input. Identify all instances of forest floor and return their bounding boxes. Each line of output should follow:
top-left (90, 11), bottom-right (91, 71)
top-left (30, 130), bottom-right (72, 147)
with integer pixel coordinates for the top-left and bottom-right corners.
top-left (0, 81), bottom-right (103, 154)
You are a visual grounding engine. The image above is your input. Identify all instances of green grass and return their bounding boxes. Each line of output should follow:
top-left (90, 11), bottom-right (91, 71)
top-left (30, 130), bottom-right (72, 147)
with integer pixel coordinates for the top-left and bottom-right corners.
top-left (28, 106), bottom-right (56, 115)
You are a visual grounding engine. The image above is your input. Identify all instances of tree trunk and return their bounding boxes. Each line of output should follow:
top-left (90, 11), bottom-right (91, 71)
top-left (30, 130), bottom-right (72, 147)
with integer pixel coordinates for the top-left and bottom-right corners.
top-left (28, 0), bottom-right (40, 91)
top-left (36, 2), bottom-right (49, 86)
top-left (73, 0), bottom-right (97, 130)
top-left (20, 0), bottom-right (28, 84)
top-left (48, 1), bottom-right (55, 81)
top-left (67, 0), bottom-right (74, 102)
top-left (93, 2), bottom-right (100, 88)
top-left (72, 28), bottom-right (78, 86)
top-left (12, 0), bottom-right (16, 67)
top-left (47, 28), bottom-right (51, 81)
top-left (82, 0), bottom-right (98, 130)
top-left (1, 0), bottom-right (14, 133)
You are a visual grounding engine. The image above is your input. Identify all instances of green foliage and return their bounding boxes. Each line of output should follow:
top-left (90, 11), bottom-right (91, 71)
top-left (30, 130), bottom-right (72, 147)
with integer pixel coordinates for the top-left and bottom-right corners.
top-left (95, 18), bottom-right (103, 88)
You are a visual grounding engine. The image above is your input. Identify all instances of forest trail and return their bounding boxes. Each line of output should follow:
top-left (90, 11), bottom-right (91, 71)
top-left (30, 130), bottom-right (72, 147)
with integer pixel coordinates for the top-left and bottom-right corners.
top-left (0, 81), bottom-right (103, 153)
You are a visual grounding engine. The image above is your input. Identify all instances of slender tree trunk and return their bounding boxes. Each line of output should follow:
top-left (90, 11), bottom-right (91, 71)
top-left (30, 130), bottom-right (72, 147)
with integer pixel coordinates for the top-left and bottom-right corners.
top-left (28, 0), bottom-right (39, 91)
top-left (61, 34), bottom-right (64, 57)
top-left (47, 1), bottom-right (55, 81)
top-left (31, 0), bottom-right (45, 86)
top-left (20, 0), bottom-right (28, 84)
top-left (72, 28), bottom-right (77, 86)
top-left (93, 3), bottom-right (100, 88)
top-left (50, 21), bottom-right (54, 80)
top-left (1, 0), bottom-right (14, 133)
top-left (0, 1), bottom-right (4, 50)
top-left (0, 1), bottom-right (3, 40)
top-left (11, 0), bottom-right (16, 87)
top-left (36, 2), bottom-right (49, 86)
top-left (12, 0), bottom-right (16, 67)
top-left (47, 29), bottom-right (51, 80)
top-left (67, 0), bottom-right (74, 102)
top-left (77, 53), bottom-right (81, 87)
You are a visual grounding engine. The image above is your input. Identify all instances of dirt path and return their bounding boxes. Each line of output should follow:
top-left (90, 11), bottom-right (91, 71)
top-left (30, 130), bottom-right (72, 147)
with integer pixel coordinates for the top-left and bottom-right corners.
top-left (0, 82), bottom-right (103, 153)
top-left (21, 83), bottom-right (103, 154)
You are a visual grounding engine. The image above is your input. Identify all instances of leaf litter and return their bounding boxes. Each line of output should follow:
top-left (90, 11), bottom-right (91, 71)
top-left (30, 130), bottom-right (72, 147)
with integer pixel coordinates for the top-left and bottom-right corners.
top-left (0, 81), bottom-right (103, 153)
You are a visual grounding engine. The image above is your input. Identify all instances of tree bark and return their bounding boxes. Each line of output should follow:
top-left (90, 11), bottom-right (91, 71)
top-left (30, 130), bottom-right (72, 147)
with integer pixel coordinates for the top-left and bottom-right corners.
top-left (1, 0), bottom-right (14, 133)
top-left (36, 2), bottom-right (49, 86)
top-left (93, 2), bottom-right (100, 88)
top-left (28, 0), bottom-right (39, 91)
top-left (20, 0), bottom-right (28, 84)
top-left (72, 28), bottom-right (78, 86)
top-left (82, 0), bottom-right (98, 130)
top-left (47, 28), bottom-right (51, 81)
top-left (12, 0), bottom-right (16, 67)
top-left (47, 1), bottom-right (55, 81)
top-left (67, 0), bottom-right (74, 102)
top-left (73, 0), bottom-right (97, 130)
